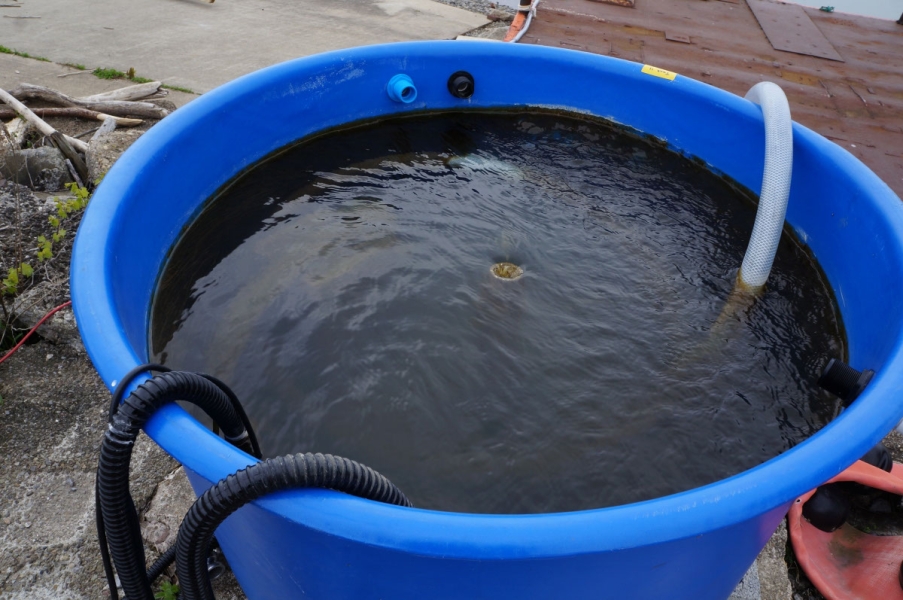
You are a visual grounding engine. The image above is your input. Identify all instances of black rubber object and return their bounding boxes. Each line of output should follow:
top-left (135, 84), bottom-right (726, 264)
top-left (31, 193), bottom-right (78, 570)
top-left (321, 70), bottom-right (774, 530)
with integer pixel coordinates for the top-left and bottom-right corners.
top-left (817, 358), bottom-right (874, 404)
top-left (108, 363), bottom-right (171, 421)
top-left (175, 452), bottom-right (412, 600)
top-left (861, 443), bottom-right (893, 473)
top-left (197, 372), bottom-right (262, 460)
top-left (97, 371), bottom-right (255, 600)
top-left (802, 483), bottom-right (851, 532)
top-left (448, 71), bottom-right (475, 99)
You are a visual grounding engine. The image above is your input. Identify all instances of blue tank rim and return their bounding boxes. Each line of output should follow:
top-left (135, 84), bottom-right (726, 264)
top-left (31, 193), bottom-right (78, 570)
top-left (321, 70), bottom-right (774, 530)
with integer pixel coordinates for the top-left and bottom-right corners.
top-left (71, 41), bottom-right (903, 558)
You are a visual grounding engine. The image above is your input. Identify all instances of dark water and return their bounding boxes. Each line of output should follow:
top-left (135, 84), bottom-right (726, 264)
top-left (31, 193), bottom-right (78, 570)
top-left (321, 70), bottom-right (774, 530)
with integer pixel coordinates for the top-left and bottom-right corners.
top-left (151, 111), bottom-right (845, 514)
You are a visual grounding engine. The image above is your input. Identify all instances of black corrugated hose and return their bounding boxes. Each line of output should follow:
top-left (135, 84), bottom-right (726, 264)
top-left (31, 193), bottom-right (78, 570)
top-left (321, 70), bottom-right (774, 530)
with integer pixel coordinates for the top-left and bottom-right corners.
top-left (96, 367), bottom-right (411, 600)
top-left (98, 369), bottom-right (258, 600)
top-left (176, 453), bottom-right (413, 600)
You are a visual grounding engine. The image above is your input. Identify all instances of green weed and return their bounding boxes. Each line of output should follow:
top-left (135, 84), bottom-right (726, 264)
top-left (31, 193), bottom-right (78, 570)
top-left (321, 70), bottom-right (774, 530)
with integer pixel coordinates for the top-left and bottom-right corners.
top-left (35, 182), bottom-right (90, 264)
top-left (154, 581), bottom-right (179, 600)
top-left (92, 67), bottom-right (128, 80)
top-left (2, 263), bottom-right (33, 296)
top-left (93, 67), bottom-right (154, 84)
top-left (0, 45), bottom-right (50, 62)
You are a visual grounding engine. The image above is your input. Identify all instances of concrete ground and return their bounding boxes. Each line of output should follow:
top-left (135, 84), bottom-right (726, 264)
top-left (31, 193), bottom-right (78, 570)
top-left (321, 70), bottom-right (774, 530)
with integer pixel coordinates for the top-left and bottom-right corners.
top-left (0, 0), bottom-right (487, 93)
top-left (0, 3), bottom-right (892, 598)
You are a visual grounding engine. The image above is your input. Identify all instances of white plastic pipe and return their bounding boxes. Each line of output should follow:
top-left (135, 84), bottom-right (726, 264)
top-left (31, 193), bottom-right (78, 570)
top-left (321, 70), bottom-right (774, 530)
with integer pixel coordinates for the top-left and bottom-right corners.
top-left (510, 0), bottom-right (541, 43)
top-left (738, 82), bottom-right (794, 289)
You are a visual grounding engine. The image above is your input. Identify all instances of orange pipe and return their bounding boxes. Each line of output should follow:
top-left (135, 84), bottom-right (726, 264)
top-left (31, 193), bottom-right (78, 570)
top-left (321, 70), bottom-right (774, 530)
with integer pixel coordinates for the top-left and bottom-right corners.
top-left (503, 11), bottom-right (529, 42)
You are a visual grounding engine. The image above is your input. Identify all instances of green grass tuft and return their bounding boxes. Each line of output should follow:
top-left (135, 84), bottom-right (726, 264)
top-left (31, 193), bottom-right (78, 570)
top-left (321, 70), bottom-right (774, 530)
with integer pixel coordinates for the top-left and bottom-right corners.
top-left (92, 67), bottom-right (160, 85)
top-left (62, 62), bottom-right (87, 70)
top-left (92, 67), bottom-right (127, 80)
top-left (0, 45), bottom-right (51, 62)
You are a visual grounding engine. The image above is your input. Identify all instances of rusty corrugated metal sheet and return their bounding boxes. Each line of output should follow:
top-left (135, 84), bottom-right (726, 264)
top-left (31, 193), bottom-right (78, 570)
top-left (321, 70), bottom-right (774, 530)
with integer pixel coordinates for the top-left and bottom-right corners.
top-left (520, 0), bottom-right (903, 199)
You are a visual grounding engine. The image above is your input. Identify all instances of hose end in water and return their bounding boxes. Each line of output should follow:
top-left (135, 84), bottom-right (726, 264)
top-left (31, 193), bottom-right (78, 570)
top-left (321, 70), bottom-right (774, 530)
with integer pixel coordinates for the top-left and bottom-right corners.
top-left (738, 81), bottom-right (794, 288)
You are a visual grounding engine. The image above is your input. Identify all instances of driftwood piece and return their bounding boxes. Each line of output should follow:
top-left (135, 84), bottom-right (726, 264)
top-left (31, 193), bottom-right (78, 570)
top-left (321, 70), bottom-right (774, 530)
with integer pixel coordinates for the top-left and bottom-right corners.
top-left (0, 87), bottom-right (88, 153)
top-left (86, 118), bottom-right (120, 183)
top-left (0, 107), bottom-right (142, 126)
top-left (8, 83), bottom-right (170, 119)
top-left (50, 132), bottom-right (89, 185)
top-left (92, 117), bottom-right (118, 142)
top-left (3, 118), bottom-right (31, 147)
top-left (0, 87), bottom-right (90, 184)
top-left (65, 158), bottom-right (86, 189)
top-left (57, 70), bottom-right (94, 78)
top-left (80, 81), bottom-right (164, 103)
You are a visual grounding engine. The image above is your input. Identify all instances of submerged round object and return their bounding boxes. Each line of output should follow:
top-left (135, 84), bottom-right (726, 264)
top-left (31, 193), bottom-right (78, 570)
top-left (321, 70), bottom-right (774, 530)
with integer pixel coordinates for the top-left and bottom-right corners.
top-left (490, 262), bottom-right (524, 280)
top-left (71, 42), bottom-right (903, 599)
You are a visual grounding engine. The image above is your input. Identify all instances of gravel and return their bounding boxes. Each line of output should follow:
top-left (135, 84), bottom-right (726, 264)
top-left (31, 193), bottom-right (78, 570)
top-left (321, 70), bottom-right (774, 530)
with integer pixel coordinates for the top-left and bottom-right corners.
top-left (433, 0), bottom-right (515, 17)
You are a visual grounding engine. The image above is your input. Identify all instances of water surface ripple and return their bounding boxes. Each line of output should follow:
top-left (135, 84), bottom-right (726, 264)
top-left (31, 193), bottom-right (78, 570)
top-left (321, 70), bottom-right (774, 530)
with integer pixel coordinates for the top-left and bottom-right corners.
top-left (152, 111), bottom-right (845, 514)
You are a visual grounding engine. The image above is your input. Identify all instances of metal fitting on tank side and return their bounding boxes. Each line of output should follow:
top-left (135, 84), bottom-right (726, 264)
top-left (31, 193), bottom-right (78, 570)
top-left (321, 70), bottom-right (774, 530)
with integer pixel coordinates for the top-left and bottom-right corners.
top-left (387, 74), bottom-right (417, 104)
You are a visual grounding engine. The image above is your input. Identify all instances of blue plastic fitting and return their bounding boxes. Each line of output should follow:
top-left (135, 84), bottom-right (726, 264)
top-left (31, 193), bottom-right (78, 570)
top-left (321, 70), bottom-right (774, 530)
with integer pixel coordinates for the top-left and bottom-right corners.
top-left (386, 74), bottom-right (417, 104)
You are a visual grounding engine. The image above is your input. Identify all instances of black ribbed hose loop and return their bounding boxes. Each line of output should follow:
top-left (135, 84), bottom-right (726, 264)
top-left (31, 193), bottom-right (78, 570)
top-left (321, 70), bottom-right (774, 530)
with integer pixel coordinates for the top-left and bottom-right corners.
top-left (98, 371), bottom-right (255, 600)
top-left (176, 453), bottom-right (413, 600)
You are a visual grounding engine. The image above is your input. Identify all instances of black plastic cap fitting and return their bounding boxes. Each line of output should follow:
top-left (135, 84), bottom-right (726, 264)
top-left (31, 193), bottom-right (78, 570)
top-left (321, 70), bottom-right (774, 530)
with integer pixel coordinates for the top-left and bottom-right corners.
top-left (818, 358), bottom-right (874, 403)
top-left (207, 549), bottom-right (227, 581)
top-left (802, 483), bottom-right (851, 532)
top-left (448, 71), bottom-right (475, 99)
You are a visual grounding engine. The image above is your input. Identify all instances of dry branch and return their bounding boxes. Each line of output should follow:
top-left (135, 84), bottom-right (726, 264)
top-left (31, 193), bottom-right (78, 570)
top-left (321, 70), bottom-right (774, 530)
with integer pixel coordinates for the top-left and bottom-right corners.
top-left (0, 106), bottom-right (142, 126)
top-left (49, 131), bottom-right (89, 185)
top-left (0, 88), bottom-right (88, 152)
top-left (0, 87), bottom-right (90, 184)
top-left (8, 83), bottom-right (170, 119)
top-left (80, 81), bottom-right (164, 103)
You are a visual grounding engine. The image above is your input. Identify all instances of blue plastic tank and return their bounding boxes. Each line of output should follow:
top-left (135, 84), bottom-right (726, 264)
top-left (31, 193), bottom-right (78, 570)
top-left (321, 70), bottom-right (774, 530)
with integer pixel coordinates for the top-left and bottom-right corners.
top-left (70, 42), bottom-right (903, 599)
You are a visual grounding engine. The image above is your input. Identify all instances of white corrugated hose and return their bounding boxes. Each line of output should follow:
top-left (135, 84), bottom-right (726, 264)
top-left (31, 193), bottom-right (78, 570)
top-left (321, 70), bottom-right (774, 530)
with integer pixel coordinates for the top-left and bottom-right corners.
top-left (738, 81), bottom-right (794, 290)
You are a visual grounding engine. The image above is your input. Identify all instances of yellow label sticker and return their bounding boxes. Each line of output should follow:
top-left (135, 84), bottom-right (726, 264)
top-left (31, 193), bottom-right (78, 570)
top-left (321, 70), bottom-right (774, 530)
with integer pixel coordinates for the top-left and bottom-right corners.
top-left (641, 65), bottom-right (677, 81)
